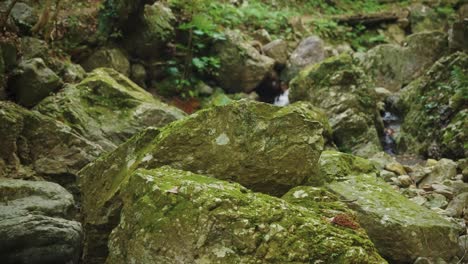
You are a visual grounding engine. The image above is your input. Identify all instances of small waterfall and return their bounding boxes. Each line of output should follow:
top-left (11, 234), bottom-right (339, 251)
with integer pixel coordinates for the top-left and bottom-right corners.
top-left (381, 110), bottom-right (401, 155)
top-left (274, 89), bottom-right (290, 106)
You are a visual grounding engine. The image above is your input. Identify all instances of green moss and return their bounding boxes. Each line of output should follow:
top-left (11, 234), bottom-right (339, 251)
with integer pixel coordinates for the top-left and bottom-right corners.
top-left (106, 166), bottom-right (386, 263)
top-left (321, 151), bottom-right (461, 263)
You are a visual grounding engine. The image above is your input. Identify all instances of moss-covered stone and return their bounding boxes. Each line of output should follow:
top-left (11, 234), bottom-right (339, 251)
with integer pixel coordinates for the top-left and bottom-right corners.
top-left (79, 100), bottom-right (327, 262)
top-left (8, 58), bottom-right (63, 108)
top-left (290, 53), bottom-right (382, 157)
top-left (397, 52), bottom-right (467, 159)
top-left (0, 45), bottom-right (5, 100)
top-left (321, 151), bottom-right (461, 263)
top-left (81, 47), bottom-right (130, 76)
top-left (0, 101), bottom-right (101, 180)
top-left (106, 167), bottom-right (386, 264)
top-left (362, 31), bottom-right (448, 92)
top-left (122, 2), bottom-right (176, 59)
top-left (213, 30), bottom-right (275, 93)
top-left (35, 68), bottom-right (185, 151)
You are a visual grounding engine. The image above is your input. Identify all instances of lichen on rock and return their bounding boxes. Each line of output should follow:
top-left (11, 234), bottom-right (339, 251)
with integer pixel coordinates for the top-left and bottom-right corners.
top-left (106, 166), bottom-right (386, 264)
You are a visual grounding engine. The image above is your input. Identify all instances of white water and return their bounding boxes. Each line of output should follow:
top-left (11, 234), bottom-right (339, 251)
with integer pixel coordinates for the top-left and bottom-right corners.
top-left (382, 111), bottom-right (401, 155)
top-left (273, 89), bottom-right (290, 106)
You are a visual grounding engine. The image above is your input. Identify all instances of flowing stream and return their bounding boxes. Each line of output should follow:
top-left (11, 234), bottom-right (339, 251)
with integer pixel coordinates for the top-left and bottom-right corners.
top-left (381, 110), bottom-right (401, 155)
top-left (273, 89), bottom-right (290, 106)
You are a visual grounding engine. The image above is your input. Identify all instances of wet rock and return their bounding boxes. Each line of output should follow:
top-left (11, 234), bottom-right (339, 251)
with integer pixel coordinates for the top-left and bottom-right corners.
top-left (81, 47), bottom-right (130, 76)
top-left (322, 151), bottom-right (461, 263)
top-left (0, 179), bottom-right (82, 264)
top-left (419, 159), bottom-right (458, 186)
top-left (8, 58), bottom-right (63, 108)
top-left (123, 2), bottom-right (176, 59)
top-left (106, 167), bottom-right (386, 264)
top-left (385, 162), bottom-right (407, 175)
top-left (35, 68), bottom-right (185, 151)
top-left (79, 101), bottom-right (326, 262)
top-left (214, 30), bottom-right (275, 93)
top-left (282, 35), bottom-right (326, 81)
top-left (290, 54), bottom-right (382, 157)
top-left (0, 101), bottom-right (101, 183)
top-left (362, 31), bottom-right (448, 92)
top-left (263, 39), bottom-right (289, 65)
top-left (397, 52), bottom-right (467, 159)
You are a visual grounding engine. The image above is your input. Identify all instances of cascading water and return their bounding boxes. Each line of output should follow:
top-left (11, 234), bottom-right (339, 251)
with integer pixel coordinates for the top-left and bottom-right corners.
top-left (381, 110), bottom-right (401, 155)
top-left (274, 89), bottom-right (290, 106)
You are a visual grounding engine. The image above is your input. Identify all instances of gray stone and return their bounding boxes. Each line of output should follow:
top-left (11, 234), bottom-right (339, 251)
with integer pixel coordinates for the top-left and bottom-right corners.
top-left (8, 2), bottom-right (37, 33)
top-left (423, 193), bottom-right (448, 210)
top-left (380, 169), bottom-right (397, 182)
top-left (282, 35), bottom-right (325, 81)
top-left (290, 54), bottom-right (382, 157)
top-left (362, 31), bottom-right (448, 92)
top-left (214, 30), bottom-right (275, 93)
top-left (123, 2), bottom-right (176, 59)
top-left (35, 68), bottom-right (185, 152)
top-left (446, 193), bottom-right (468, 218)
top-left (8, 58), bottom-right (63, 107)
top-left (0, 101), bottom-right (102, 182)
top-left (81, 47), bottom-right (130, 76)
top-left (0, 179), bottom-right (82, 264)
top-left (263, 39), bottom-right (289, 65)
top-left (322, 151), bottom-right (461, 263)
top-left (398, 175), bottom-right (413, 188)
top-left (420, 159), bottom-right (458, 186)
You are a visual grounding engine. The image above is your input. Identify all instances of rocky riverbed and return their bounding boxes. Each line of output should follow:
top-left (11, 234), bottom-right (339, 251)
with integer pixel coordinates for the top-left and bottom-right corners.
top-left (0, 0), bottom-right (467, 263)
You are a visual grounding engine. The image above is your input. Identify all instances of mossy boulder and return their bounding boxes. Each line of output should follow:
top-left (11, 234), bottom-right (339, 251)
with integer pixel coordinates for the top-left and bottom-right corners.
top-left (20, 37), bottom-right (86, 83)
top-left (362, 31), bottom-right (448, 92)
top-left (0, 179), bottom-right (82, 264)
top-left (122, 2), bottom-right (176, 59)
top-left (213, 30), bottom-right (275, 93)
top-left (290, 53), bottom-right (382, 157)
top-left (397, 52), bottom-right (467, 159)
top-left (106, 167), bottom-right (386, 264)
top-left (321, 151), bottom-right (461, 263)
top-left (8, 58), bottom-right (63, 108)
top-left (81, 47), bottom-right (130, 76)
top-left (35, 68), bottom-right (185, 151)
top-left (0, 101), bottom-right (101, 181)
top-left (79, 100), bottom-right (326, 262)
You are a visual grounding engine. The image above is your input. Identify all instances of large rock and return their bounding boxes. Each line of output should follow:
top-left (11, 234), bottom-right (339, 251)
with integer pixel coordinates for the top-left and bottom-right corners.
top-left (0, 179), bottom-right (82, 264)
top-left (122, 2), bottom-right (176, 59)
top-left (214, 30), bottom-right (275, 93)
top-left (81, 47), bottom-right (130, 76)
top-left (0, 101), bottom-right (101, 183)
top-left (263, 39), bottom-right (289, 65)
top-left (79, 101), bottom-right (326, 262)
top-left (408, 4), bottom-right (451, 33)
top-left (419, 159), bottom-right (458, 186)
top-left (3, 2), bottom-right (37, 34)
top-left (106, 167), bottom-right (386, 263)
top-left (35, 68), bottom-right (185, 151)
top-left (397, 52), bottom-right (467, 159)
top-left (321, 151), bottom-right (461, 263)
top-left (282, 35), bottom-right (326, 81)
top-left (8, 58), bottom-right (63, 107)
top-left (20, 37), bottom-right (86, 83)
top-left (362, 31), bottom-right (448, 92)
top-left (290, 53), bottom-right (382, 157)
